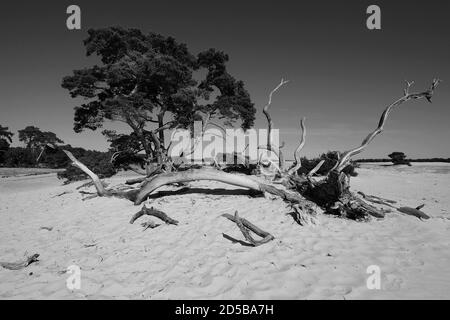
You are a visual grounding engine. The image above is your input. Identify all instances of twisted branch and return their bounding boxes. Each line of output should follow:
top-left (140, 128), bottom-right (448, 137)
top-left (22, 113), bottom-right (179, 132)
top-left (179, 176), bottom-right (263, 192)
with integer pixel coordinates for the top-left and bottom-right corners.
top-left (335, 79), bottom-right (441, 172)
top-left (287, 117), bottom-right (306, 175)
top-left (258, 78), bottom-right (289, 169)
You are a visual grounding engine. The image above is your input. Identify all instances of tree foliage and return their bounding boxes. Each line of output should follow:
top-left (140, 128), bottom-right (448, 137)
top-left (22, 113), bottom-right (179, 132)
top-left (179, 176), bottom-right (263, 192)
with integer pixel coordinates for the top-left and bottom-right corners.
top-left (62, 27), bottom-right (256, 164)
top-left (18, 126), bottom-right (64, 151)
top-left (1, 147), bottom-right (36, 167)
top-left (0, 125), bottom-right (14, 164)
top-left (0, 125), bottom-right (13, 144)
top-left (298, 151), bottom-right (358, 177)
top-left (388, 151), bottom-right (411, 166)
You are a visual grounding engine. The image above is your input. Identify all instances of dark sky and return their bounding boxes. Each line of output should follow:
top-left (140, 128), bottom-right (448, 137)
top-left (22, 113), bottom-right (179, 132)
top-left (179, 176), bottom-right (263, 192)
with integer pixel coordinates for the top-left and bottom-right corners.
top-left (0, 0), bottom-right (449, 158)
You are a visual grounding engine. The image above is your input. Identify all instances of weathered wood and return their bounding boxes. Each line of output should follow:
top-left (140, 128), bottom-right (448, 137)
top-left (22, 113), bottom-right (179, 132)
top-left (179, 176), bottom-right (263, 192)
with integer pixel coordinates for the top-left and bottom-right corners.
top-left (335, 79), bottom-right (441, 171)
top-left (62, 149), bottom-right (139, 202)
top-left (63, 150), bottom-right (108, 196)
top-left (130, 205), bottom-right (179, 225)
top-left (135, 168), bottom-right (319, 225)
top-left (0, 253), bottom-right (39, 270)
top-left (299, 171), bottom-right (385, 220)
top-left (357, 191), bottom-right (397, 208)
top-left (125, 177), bottom-right (147, 185)
top-left (223, 211), bottom-right (274, 246)
top-left (397, 206), bottom-right (430, 220)
top-left (259, 79), bottom-right (289, 170)
top-left (286, 117), bottom-right (306, 175)
top-left (141, 220), bottom-right (160, 231)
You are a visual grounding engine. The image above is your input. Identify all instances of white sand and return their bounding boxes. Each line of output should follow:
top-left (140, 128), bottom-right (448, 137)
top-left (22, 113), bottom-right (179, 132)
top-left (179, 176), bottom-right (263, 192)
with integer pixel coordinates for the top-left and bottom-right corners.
top-left (0, 164), bottom-right (449, 299)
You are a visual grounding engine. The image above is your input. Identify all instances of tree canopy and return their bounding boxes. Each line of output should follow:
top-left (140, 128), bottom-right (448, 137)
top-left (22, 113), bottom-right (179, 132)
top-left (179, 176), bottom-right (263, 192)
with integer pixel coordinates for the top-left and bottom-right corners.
top-left (0, 125), bottom-right (13, 144)
top-left (62, 27), bottom-right (256, 164)
top-left (0, 125), bottom-right (14, 159)
top-left (18, 126), bottom-right (64, 150)
top-left (388, 151), bottom-right (411, 166)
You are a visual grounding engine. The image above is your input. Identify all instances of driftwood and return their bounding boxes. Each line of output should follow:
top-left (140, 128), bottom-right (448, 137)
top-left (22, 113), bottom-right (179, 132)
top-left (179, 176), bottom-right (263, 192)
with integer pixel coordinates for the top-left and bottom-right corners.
top-left (397, 205), bottom-right (430, 220)
top-left (141, 220), bottom-right (160, 231)
top-left (258, 79), bottom-right (289, 171)
top-left (357, 191), bottom-right (397, 208)
top-left (288, 79), bottom-right (441, 220)
top-left (286, 118), bottom-right (306, 175)
top-left (62, 150), bottom-right (139, 201)
top-left (126, 176), bottom-right (147, 185)
top-left (357, 192), bottom-right (430, 220)
top-left (223, 211), bottom-right (274, 246)
top-left (58, 79), bottom-right (439, 228)
top-left (130, 205), bottom-right (179, 225)
top-left (51, 190), bottom-right (74, 198)
top-left (335, 79), bottom-right (441, 172)
top-left (135, 168), bottom-right (319, 225)
top-left (0, 253), bottom-right (39, 270)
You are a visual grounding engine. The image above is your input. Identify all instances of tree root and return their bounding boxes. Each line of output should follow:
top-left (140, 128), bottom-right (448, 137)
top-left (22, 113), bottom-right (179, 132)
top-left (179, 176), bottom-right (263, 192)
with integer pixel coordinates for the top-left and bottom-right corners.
top-left (223, 211), bottom-right (274, 246)
top-left (130, 205), bottom-right (179, 225)
top-left (284, 170), bottom-right (385, 220)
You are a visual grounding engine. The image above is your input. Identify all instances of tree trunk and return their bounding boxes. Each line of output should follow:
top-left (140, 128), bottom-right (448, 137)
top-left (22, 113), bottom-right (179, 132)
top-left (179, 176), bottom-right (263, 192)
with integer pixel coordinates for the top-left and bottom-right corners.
top-left (158, 113), bottom-right (166, 150)
top-left (134, 168), bottom-right (319, 225)
top-left (150, 131), bottom-right (163, 165)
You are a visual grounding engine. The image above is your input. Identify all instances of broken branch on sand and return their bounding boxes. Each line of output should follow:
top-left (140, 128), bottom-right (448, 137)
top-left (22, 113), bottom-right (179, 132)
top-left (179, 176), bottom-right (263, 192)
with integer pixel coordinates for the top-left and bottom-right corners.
top-left (223, 211), bottom-right (275, 246)
top-left (0, 253), bottom-right (40, 270)
top-left (130, 205), bottom-right (179, 225)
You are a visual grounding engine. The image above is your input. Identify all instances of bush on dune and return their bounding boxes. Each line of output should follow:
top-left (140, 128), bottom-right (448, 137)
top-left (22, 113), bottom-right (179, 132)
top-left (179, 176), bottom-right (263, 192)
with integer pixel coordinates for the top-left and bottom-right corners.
top-left (297, 151), bottom-right (359, 177)
top-left (2, 147), bottom-right (36, 167)
top-left (56, 146), bottom-right (117, 183)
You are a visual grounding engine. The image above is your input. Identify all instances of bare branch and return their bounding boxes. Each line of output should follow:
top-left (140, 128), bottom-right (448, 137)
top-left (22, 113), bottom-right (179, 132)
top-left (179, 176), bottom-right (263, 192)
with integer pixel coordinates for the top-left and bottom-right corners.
top-left (307, 160), bottom-right (325, 177)
top-left (1, 253), bottom-right (40, 270)
top-left (335, 79), bottom-right (441, 172)
top-left (222, 211), bottom-right (275, 247)
top-left (134, 168), bottom-right (318, 225)
top-left (286, 117), bottom-right (306, 175)
top-left (261, 78), bottom-right (289, 169)
top-left (62, 150), bottom-right (109, 196)
top-left (130, 205), bottom-right (178, 225)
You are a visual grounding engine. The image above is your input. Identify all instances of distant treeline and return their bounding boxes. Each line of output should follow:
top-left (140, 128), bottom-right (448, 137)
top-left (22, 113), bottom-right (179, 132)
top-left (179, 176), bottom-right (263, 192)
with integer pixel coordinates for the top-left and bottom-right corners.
top-left (0, 125), bottom-right (116, 182)
top-left (356, 158), bottom-right (450, 163)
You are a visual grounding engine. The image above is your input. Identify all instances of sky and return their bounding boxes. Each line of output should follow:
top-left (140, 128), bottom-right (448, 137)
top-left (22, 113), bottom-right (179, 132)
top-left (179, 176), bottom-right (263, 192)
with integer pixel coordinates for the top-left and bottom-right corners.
top-left (0, 0), bottom-right (449, 159)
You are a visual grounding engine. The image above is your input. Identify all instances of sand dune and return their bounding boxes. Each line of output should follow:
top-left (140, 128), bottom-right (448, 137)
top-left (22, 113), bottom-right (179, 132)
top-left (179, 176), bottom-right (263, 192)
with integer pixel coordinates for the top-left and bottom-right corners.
top-left (0, 164), bottom-right (449, 299)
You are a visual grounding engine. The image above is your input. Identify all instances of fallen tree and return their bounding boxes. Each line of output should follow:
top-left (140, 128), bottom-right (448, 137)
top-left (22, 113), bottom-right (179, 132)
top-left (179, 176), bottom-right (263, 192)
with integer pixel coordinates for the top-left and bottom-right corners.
top-left (59, 79), bottom-right (440, 241)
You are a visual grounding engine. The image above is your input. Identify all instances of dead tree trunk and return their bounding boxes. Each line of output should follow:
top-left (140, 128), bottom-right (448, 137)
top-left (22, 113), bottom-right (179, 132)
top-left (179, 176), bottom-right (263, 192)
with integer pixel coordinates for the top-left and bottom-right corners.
top-left (62, 150), bottom-right (139, 201)
top-left (291, 79), bottom-right (441, 220)
top-left (135, 167), bottom-right (319, 225)
top-left (61, 79), bottom-right (440, 227)
top-left (258, 79), bottom-right (289, 171)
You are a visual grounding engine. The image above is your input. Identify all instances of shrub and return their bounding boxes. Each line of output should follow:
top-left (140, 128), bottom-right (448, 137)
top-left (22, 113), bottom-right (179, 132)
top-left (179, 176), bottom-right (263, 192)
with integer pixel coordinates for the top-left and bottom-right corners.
top-left (56, 146), bottom-right (117, 182)
top-left (2, 147), bottom-right (36, 167)
top-left (388, 152), bottom-right (411, 166)
top-left (297, 151), bottom-right (358, 177)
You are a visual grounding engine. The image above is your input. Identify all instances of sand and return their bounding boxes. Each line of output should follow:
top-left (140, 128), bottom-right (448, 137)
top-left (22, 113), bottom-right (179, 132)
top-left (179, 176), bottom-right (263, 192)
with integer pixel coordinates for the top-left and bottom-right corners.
top-left (0, 163), bottom-right (449, 299)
